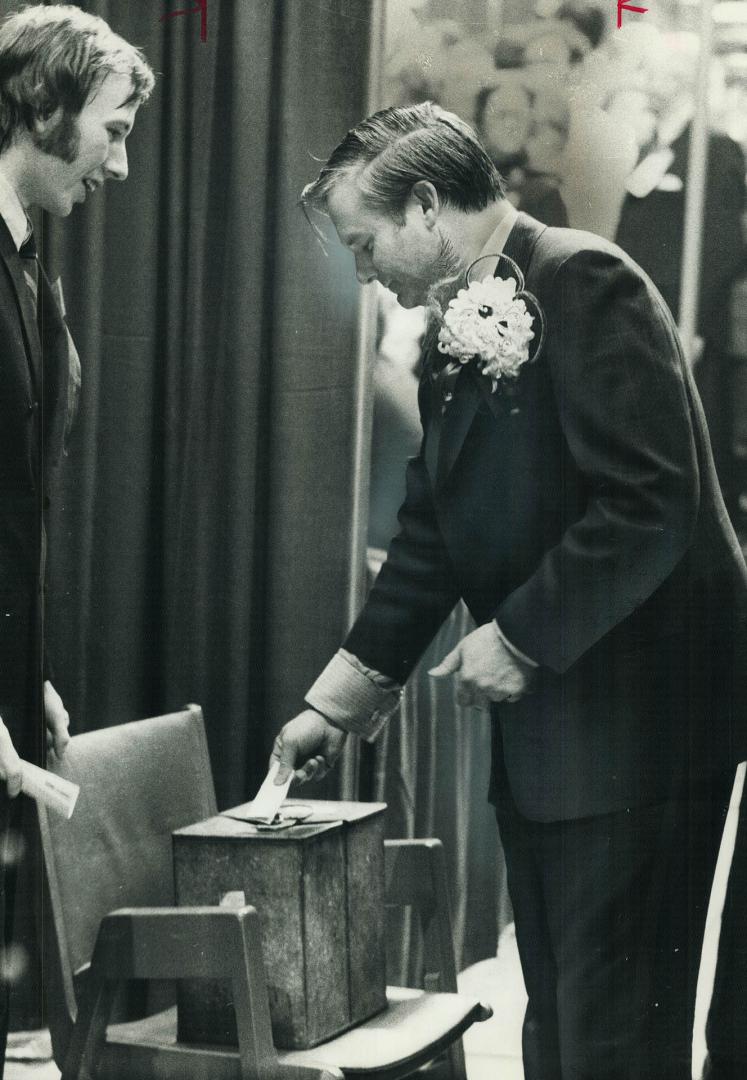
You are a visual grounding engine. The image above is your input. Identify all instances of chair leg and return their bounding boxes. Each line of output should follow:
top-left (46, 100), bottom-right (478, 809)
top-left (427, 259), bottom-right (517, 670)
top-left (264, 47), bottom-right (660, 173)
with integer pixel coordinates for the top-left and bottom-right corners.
top-left (61, 977), bottom-right (117, 1080)
top-left (446, 1038), bottom-right (468, 1080)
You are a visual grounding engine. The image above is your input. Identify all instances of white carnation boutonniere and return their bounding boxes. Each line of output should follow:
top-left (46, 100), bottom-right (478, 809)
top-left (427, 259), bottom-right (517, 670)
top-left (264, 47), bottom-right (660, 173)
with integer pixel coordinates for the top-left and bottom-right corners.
top-left (434, 254), bottom-right (546, 398)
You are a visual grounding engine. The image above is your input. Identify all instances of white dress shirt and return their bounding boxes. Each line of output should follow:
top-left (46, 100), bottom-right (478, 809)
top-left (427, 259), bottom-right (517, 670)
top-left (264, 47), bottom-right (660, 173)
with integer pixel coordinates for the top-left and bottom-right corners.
top-left (0, 167), bottom-right (32, 250)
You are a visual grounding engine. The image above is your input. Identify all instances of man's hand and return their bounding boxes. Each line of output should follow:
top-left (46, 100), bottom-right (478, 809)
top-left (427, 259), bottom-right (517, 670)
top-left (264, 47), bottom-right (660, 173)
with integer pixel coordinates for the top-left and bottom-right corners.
top-left (44, 681), bottom-right (70, 759)
top-left (429, 623), bottom-right (535, 709)
top-left (270, 709), bottom-right (348, 785)
top-left (0, 718), bottom-right (23, 798)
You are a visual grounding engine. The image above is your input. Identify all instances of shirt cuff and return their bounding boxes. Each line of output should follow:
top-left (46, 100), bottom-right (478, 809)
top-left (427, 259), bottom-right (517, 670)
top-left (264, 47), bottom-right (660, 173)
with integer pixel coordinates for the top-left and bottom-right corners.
top-left (305, 649), bottom-right (402, 742)
top-left (493, 621), bottom-right (538, 669)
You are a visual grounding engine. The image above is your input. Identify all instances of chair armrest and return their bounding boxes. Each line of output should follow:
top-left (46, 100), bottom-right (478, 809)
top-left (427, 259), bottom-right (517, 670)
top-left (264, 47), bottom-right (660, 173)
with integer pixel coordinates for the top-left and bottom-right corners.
top-left (62, 906), bottom-right (278, 1080)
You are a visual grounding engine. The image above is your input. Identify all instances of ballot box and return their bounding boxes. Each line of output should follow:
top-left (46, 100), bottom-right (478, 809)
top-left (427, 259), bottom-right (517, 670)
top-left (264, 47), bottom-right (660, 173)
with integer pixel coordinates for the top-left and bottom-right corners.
top-left (172, 799), bottom-right (387, 1050)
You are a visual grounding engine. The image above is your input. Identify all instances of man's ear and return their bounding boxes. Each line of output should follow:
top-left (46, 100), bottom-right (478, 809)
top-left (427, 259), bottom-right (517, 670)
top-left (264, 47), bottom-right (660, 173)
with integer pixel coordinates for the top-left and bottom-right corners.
top-left (409, 180), bottom-right (440, 229)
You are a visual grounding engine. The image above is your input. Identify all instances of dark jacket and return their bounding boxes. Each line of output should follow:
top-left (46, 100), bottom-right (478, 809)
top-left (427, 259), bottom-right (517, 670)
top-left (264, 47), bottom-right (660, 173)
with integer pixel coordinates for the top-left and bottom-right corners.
top-left (0, 217), bottom-right (70, 754)
top-left (346, 212), bottom-right (747, 821)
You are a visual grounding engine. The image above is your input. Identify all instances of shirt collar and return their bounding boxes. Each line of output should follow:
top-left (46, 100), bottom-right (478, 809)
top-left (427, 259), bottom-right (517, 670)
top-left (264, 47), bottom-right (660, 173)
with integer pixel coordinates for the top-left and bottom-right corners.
top-left (0, 167), bottom-right (32, 251)
top-left (472, 202), bottom-right (519, 278)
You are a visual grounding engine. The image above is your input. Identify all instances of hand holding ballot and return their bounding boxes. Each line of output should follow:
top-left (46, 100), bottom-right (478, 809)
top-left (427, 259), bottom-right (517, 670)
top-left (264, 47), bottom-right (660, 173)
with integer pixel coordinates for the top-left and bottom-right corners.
top-left (271, 709), bottom-right (348, 785)
top-left (0, 677), bottom-right (71, 798)
top-left (0, 715), bottom-right (78, 817)
top-left (19, 761), bottom-right (79, 819)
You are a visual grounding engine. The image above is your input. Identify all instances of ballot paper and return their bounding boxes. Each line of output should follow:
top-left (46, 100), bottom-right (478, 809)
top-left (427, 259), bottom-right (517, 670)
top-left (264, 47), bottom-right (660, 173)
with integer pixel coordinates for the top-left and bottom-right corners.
top-left (224, 760), bottom-right (292, 824)
top-left (20, 760), bottom-right (80, 819)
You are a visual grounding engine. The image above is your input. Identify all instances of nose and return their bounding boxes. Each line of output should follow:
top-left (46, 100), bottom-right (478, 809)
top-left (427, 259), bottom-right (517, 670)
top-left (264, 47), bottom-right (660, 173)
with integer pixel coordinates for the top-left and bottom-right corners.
top-left (104, 141), bottom-right (129, 182)
top-left (354, 251), bottom-right (376, 285)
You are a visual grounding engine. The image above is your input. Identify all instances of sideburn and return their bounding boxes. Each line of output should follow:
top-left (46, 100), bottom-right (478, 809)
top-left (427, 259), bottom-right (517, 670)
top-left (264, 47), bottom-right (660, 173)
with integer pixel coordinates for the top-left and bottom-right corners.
top-left (34, 112), bottom-right (80, 165)
top-left (425, 232), bottom-right (464, 314)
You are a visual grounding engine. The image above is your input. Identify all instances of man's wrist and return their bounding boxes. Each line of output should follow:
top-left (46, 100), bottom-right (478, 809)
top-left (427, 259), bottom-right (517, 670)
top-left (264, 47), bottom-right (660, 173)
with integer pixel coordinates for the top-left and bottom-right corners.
top-left (305, 650), bottom-right (402, 742)
top-left (304, 707), bottom-right (348, 734)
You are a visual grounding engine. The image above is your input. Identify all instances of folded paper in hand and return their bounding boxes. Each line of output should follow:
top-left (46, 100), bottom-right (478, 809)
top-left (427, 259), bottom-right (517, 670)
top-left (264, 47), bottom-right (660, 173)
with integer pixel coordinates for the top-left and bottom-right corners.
top-left (225, 760), bottom-right (292, 824)
top-left (20, 760), bottom-right (79, 819)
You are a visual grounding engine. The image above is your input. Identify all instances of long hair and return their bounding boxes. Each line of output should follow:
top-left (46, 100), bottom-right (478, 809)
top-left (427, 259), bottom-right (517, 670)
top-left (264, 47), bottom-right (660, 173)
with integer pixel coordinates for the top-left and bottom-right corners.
top-left (301, 101), bottom-right (505, 223)
top-left (0, 4), bottom-right (155, 154)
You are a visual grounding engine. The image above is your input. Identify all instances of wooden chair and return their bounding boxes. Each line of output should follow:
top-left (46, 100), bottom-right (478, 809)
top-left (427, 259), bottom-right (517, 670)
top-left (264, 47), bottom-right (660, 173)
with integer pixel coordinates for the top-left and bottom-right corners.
top-left (39, 706), bottom-right (491, 1080)
top-left (384, 839), bottom-right (471, 1080)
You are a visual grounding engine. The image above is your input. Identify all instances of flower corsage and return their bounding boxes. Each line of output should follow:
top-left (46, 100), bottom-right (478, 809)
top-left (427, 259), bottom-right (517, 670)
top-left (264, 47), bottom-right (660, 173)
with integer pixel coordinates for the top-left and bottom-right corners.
top-left (435, 254), bottom-right (545, 397)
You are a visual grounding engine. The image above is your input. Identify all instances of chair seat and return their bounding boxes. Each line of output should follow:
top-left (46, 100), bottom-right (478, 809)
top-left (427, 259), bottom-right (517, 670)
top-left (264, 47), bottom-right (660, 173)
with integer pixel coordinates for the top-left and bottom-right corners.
top-left (281, 986), bottom-right (487, 1073)
top-left (99, 986), bottom-right (487, 1080)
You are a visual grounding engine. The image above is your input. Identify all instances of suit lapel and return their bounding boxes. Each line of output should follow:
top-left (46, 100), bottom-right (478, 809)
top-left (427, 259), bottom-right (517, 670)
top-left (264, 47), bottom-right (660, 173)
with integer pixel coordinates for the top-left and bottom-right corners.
top-left (0, 219), bottom-right (42, 390)
top-left (433, 367), bottom-right (481, 486)
top-left (429, 211), bottom-right (547, 491)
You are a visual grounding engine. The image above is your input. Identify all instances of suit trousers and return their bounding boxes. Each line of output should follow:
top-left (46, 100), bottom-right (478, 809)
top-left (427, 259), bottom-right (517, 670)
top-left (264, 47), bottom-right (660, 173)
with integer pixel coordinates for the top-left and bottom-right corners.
top-left (495, 772), bottom-right (733, 1080)
top-left (0, 662), bottom-right (43, 1076)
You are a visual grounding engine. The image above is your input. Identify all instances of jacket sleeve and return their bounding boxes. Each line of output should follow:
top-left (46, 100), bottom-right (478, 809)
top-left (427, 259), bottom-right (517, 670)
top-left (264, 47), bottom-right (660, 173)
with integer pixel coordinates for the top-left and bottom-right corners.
top-left (496, 247), bottom-right (700, 672)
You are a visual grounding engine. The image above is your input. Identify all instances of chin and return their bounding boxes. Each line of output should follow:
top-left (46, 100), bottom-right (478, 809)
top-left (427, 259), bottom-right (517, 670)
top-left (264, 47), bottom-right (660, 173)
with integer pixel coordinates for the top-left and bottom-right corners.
top-left (43, 200), bottom-right (74, 218)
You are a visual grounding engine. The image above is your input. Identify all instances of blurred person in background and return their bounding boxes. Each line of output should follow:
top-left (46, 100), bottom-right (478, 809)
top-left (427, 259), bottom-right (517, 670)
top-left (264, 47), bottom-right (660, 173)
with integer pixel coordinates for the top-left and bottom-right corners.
top-left (368, 288), bottom-right (424, 553)
top-left (613, 28), bottom-right (746, 506)
top-left (475, 77), bottom-right (569, 226)
top-left (385, 8), bottom-right (496, 124)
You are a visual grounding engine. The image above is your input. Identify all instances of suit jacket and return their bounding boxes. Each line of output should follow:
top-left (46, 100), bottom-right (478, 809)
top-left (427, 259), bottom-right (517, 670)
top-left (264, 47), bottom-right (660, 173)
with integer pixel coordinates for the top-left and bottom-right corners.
top-left (346, 212), bottom-right (747, 822)
top-left (0, 217), bottom-right (70, 754)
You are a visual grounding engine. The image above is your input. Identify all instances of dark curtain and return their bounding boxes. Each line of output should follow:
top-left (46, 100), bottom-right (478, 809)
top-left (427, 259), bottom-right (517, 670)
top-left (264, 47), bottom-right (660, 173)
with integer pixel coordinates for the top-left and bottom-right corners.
top-left (11, 0), bottom-right (374, 1028)
top-left (44, 0), bottom-right (372, 806)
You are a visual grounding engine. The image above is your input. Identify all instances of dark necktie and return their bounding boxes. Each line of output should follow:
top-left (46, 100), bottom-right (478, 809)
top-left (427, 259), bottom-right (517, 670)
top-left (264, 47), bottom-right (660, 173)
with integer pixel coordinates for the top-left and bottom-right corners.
top-left (20, 231), bottom-right (82, 451)
top-left (19, 229), bottom-right (39, 308)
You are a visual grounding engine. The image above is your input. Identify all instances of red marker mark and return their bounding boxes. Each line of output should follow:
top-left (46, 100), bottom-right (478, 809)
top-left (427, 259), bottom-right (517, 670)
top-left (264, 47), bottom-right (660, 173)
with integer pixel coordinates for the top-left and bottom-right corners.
top-left (161, 0), bottom-right (207, 42)
top-left (617, 0), bottom-right (648, 28)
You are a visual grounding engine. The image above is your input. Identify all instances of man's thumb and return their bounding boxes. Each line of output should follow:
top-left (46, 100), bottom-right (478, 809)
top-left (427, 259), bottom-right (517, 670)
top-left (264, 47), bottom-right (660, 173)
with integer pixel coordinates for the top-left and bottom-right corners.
top-left (428, 648), bottom-right (461, 678)
top-left (274, 762), bottom-right (293, 785)
top-left (270, 735), bottom-right (296, 785)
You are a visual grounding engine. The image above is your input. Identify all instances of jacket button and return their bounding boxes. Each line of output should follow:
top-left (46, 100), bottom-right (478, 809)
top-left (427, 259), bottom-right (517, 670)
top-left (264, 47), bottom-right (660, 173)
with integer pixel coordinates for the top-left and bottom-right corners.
top-left (28, 400), bottom-right (38, 413)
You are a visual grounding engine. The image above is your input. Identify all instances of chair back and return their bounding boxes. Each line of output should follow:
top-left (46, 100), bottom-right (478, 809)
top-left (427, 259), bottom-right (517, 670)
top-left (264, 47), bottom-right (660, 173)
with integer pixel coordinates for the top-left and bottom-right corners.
top-left (39, 705), bottom-right (217, 1054)
top-left (385, 838), bottom-right (459, 993)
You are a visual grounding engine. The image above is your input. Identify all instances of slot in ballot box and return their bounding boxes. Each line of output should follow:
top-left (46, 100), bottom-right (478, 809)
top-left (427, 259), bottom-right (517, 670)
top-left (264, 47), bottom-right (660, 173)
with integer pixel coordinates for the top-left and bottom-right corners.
top-left (172, 799), bottom-right (387, 1050)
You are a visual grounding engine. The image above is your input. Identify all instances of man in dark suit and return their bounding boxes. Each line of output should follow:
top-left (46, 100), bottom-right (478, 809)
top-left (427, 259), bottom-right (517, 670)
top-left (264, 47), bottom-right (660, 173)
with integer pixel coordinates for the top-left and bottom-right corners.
top-left (0, 6), bottom-right (153, 1067)
top-left (273, 102), bottom-right (747, 1080)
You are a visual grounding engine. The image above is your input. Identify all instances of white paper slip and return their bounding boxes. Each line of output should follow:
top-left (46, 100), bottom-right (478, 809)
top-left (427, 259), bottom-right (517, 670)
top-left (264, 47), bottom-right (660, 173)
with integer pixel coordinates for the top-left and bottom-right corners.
top-left (20, 760), bottom-right (80, 819)
top-left (234, 761), bottom-right (292, 824)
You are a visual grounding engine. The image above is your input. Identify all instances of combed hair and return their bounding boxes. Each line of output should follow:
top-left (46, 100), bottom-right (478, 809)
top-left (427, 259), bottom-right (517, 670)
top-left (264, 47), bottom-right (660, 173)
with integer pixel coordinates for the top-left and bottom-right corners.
top-left (0, 4), bottom-right (155, 154)
top-left (301, 102), bottom-right (505, 221)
